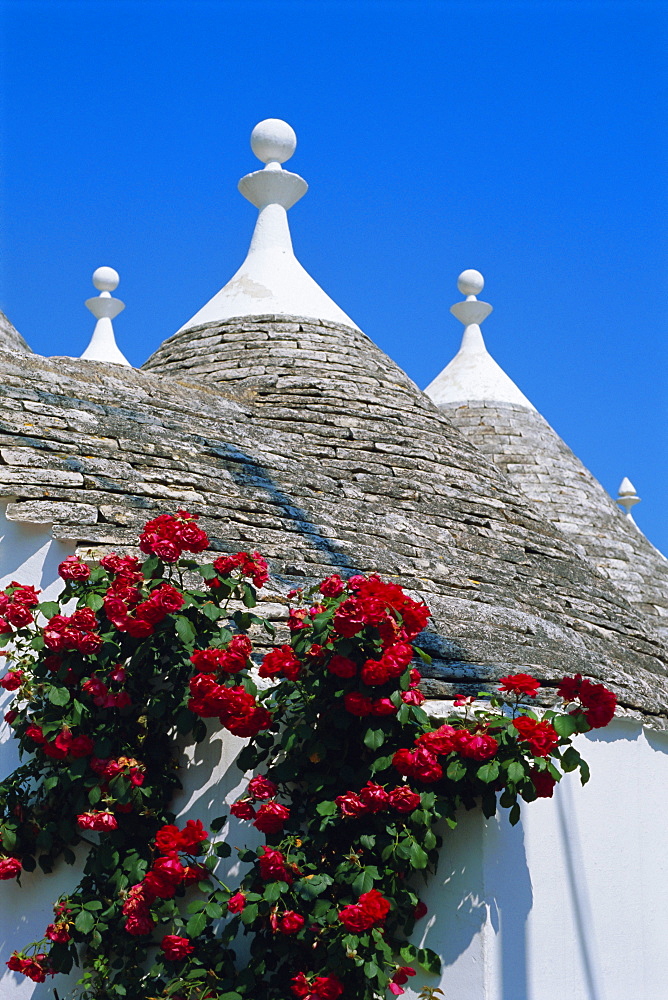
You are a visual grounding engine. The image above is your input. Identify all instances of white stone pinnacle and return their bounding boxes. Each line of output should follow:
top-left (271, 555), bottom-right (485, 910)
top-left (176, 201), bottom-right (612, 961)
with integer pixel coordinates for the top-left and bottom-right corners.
top-left (424, 270), bottom-right (535, 410)
top-left (80, 267), bottom-right (131, 366)
top-left (616, 477), bottom-right (641, 520)
top-left (177, 119), bottom-right (359, 332)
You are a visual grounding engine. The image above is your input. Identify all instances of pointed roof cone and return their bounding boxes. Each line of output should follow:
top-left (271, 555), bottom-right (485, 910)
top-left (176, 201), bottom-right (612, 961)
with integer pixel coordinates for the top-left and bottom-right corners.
top-left (177, 118), bottom-right (359, 332)
top-left (0, 309), bottom-right (32, 354)
top-left (617, 477), bottom-right (641, 520)
top-left (424, 270), bottom-right (535, 409)
top-left (80, 267), bottom-right (131, 366)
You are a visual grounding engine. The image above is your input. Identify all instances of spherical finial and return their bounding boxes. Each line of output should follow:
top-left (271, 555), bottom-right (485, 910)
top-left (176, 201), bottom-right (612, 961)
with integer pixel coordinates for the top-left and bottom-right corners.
top-left (92, 266), bottom-right (120, 293)
top-left (250, 119), bottom-right (297, 164)
top-left (457, 269), bottom-right (485, 297)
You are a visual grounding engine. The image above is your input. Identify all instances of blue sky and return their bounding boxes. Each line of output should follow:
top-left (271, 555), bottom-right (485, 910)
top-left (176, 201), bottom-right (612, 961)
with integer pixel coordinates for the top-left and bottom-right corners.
top-left (0, 0), bottom-right (666, 551)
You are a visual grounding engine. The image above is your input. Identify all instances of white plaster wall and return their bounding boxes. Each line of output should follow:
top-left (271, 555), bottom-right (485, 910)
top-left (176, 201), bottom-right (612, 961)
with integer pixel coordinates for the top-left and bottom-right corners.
top-left (407, 718), bottom-right (668, 1000)
top-left (0, 516), bottom-right (665, 1000)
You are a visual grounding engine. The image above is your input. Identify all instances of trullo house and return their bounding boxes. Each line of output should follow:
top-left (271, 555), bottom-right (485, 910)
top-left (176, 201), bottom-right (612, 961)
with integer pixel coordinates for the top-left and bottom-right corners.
top-left (0, 119), bottom-right (667, 1000)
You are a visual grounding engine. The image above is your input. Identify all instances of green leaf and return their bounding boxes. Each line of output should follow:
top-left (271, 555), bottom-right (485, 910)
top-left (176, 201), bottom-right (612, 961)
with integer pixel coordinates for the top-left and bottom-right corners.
top-left (38, 601), bottom-right (61, 618)
top-left (553, 713), bottom-right (579, 738)
top-left (370, 754), bottom-right (393, 774)
top-left (477, 761), bottom-right (500, 784)
top-left (48, 686), bottom-right (71, 707)
top-left (240, 903), bottom-right (258, 925)
top-left (560, 746), bottom-right (581, 772)
top-left (316, 800), bottom-right (337, 816)
top-left (506, 761), bottom-right (525, 783)
top-left (418, 947), bottom-right (442, 975)
top-left (414, 646), bottom-right (432, 664)
top-left (75, 910), bottom-right (95, 934)
top-left (200, 602), bottom-right (224, 620)
top-left (359, 833), bottom-right (376, 850)
top-left (509, 802), bottom-right (521, 826)
top-left (352, 869), bottom-right (375, 894)
top-left (215, 841), bottom-right (231, 858)
top-left (85, 593), bottom-right (104, 612)
top-left (447, 759), bottom-right (467, 781)
top-left (175, 616), bottom-right (196, 645)
top-left (186, 911), bottom-right (208, 937)
top-left (210, 815), bottom-right (227, 833)
top-left (242, 584), bottom-right (257, 609)
top-left (409, 842), bottom-right (429, 869)
top-left (264, 881), bottom-right (283, 902)
top-left (363, 728), bottom-right (385, 750)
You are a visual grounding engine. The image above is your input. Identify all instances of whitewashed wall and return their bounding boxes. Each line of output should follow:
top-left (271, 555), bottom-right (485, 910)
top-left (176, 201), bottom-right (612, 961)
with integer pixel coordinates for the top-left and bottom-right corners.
top-left (409, 718), bottom-right (668, 1000)
top-left (1, 513), bottom-right (666, 999)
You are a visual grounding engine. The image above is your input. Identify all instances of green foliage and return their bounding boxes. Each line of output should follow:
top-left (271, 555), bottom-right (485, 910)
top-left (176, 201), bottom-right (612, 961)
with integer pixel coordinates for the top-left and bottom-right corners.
top-left (0, 518), bottom-right (614, 1000)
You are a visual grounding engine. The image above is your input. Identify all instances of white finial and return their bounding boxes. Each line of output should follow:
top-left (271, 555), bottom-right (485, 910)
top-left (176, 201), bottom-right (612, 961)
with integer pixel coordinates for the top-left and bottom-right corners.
top-left (175, 118), bottom-right (358, 334)
top-left (250, 119), bottom-right (297, 166)
top-left (92, 266), bottom-right (120, 293)
top-left (457, 269), bottom-right (485, 299)
top-left (80, 267), bottom-right (131, 366)
top-left (424, 268), bottom-right (536, 410)
top-left (616, 477), bottom-right (641, 520)
top-left (450, 270), bottom-right (493, 326)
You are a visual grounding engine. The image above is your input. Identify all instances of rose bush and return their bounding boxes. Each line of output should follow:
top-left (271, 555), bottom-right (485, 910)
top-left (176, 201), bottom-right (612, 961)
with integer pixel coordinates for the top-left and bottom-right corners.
top-left (0, 512), bottom-right (616, 999)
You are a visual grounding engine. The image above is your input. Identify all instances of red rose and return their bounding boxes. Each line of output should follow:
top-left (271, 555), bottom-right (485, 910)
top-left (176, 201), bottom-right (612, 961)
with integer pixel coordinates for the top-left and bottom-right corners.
top-left (530, 768), bottom-right (557, 798)
top-left (360, 658), bottom-right (391, 685)
top-left (291, 973), bottom-right (311, 998)
top-left (512, 717), bottom-right (559, 757)
top-left (576, 679), bottom-right (617, 729)
top-left (401, 688), bottom-right (425, 706)
top-left (333, 597), bottom-right (366, 637)
top-left (358, 782), bottom-right (390, 813)
top-left (58, 556), bottom-right (91, 581)
top-left (258, 847), bottom-right (293, 883)
top-left (278, 910), bottom-right (305, 934)
top-left (455, 731), bottom-right (499, 761)
top-left (68, 735), bottom-right (95, 758)
top-left (344, 692), bottom-right (373, 716)
top-left (259, 645), bottom-right (301, 681)
top-left (227, 891), bottom-right (246, 913)
top-left (0, 857), bottom-right (22, 879)
top-left (253, 802), bottom-right (290, 834)
top-left (370, 697), bottom-right (397, 716)
top-left (125, 912), bottom-right (155, 936)
top-left (76, 811), bottom-right (118, 831)
top-left (358, 888), bottom-right (391, 923)
top-left (319, 574), bottom-right (345, 597)
top-left (152, 856), bottom-right (186, 884)
top-left (326, 654), bottom-right (357, 678)
top-left (499, 673), bottom-right (540, 698)
top-left (161, 935), bottom-right (195, 960)
top-left (312, 976), bottom-right (345, 999)
top-left (176, 819), bottom-right (207, 851)
top-left (248, 775), bottom-right (278, 799)
top-left (388, 786), bottom-right (421, 813)
top-left (0, 670), bottom-right (23, 690)
top-left (338, 902), bottom-right (373, 932)
top-left (46, 922), bottom-right (71, 943)
top-left (335, 791), bottom-right (367, 817)
top-left (557, 674), bottom-right (582, 702)
top-left (417, 724), bottom-right (457, 755)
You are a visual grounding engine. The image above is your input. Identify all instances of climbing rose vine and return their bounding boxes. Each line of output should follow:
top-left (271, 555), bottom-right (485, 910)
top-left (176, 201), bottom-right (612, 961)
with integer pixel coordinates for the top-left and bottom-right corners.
top-left (0, 512), bottom-right (616, 998)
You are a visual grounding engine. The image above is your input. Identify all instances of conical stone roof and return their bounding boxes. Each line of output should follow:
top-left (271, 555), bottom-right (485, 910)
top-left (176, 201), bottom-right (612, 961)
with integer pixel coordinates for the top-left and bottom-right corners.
top-left (0, 309), bottom-right (32, 355)
top-left (426, 271), bottom-right (668, 639)
top-left (138, 308), bottom-right (668, 722)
